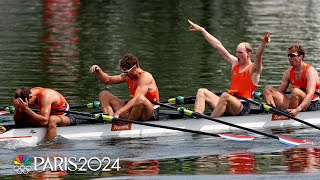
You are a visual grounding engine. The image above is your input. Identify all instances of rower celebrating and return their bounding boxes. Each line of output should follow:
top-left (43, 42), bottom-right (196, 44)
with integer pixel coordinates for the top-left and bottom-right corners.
top-left (263, 44), bottom-right (320, 116)
top-left (188, 20), bottom-right (271, 118)
top-left (13, 87), bottom-right (75, 142)
top-left (89, 54), bottom-right (160, 121)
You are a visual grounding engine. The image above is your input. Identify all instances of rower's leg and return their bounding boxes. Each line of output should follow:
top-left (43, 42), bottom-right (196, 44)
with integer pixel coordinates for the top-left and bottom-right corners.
top-left (44, 115), bottom-right (71, 142)
top-left (263, 86), bottom-right (290, 109)
top-left (211, 92), bottom-right (242, 117)
top-left (289, 88), bottom-right (306, 109)
top-left (99, 91), bottom-right (126, 116)
top-left (128, 96), bottom-right (154, 121)
top-left (194, 88), bottom-right (219, 113)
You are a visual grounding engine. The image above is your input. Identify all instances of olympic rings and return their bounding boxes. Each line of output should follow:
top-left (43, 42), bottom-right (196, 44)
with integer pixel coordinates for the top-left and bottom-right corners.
top-left (13, 165), bottom-right (32, 174)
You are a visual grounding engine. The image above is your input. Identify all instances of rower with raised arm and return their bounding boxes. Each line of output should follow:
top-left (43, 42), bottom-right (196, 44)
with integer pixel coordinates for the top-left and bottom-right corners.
top-left (188, 19), bottom-right (271, 118)
top-left (13, 87), bottom-right (75, 142)
top-left (89, 54), bottom-right (160, 121)
top-left (263, 44), bottom-right (320, 116)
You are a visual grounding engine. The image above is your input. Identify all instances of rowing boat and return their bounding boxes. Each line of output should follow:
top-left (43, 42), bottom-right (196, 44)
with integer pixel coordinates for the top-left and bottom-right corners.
top-left (0, 109), bottom-right (319, 147)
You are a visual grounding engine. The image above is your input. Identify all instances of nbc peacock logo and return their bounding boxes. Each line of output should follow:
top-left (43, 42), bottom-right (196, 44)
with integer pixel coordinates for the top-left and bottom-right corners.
top-left (13, 155), bottom-right (32, 174)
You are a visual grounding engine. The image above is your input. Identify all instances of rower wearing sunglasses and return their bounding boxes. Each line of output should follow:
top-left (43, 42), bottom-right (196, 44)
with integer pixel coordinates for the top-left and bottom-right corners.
top-left (89, 54), bottom-right (160, 121)
top-left (263, 44), bottom-right (320, 116)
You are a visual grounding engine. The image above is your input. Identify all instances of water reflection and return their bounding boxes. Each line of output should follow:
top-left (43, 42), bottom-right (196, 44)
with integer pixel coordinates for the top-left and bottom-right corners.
top-left (42, 0), bottom-right (80, 102)
top-left (282, 148), bottom-right (320, 173)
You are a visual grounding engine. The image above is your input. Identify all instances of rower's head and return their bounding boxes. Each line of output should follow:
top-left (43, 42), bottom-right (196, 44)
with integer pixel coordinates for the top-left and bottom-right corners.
top-left (288, 44), bottom-right (305, 66)
top-left (119, 54), bottom-right (140, 78)
top-left (14, 87), bottom-right (36, 104)
top-left (236, 42), bottom-right (252, 64)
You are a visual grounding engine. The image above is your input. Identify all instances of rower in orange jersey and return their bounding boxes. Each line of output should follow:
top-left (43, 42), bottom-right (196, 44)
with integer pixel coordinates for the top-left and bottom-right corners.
top-left (263, 44), bottom-right (320, 117)
top-left (13, 87), bottom-right (75, 142)
top-left (188, 19), bottom-right (271, 118)
top-left (89, 54), bottom-right (160, 121)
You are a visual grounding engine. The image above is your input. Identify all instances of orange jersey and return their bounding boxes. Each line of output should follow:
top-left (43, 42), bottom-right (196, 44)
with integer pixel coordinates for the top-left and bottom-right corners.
top-left (289, 63), bottom-right (319, 99)
top-left (229, 64), bottom-right (256, 98)
top-left (126, 72), bottom-right (160, 103)
top-left (33, 87), bottom-right (69, 115)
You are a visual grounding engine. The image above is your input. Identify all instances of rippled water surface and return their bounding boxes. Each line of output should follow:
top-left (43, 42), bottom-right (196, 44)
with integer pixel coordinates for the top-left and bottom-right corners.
top-left (0, 0), bottom-right (320, 179)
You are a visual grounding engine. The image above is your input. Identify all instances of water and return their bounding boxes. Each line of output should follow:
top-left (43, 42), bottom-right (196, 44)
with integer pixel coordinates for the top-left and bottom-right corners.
top-left (0, 0), bottom-right (320, 179)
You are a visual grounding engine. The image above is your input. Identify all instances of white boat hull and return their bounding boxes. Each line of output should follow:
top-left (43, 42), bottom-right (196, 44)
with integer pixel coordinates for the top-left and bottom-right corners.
top-left (1, 110), bottom-right (320, 147)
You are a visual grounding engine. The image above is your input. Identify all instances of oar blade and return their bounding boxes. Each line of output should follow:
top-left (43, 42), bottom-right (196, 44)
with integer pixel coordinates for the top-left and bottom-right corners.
top-left (217, 134), bottom-right (255, 142)
top-left (0, 111), bottom-right (9, 115)
top-left (278, 136), bottom-right (313, 146)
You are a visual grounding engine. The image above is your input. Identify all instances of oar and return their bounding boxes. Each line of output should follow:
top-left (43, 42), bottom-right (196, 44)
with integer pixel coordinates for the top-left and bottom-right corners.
top-left (50, 109), bottom-right (255, 142)
top-left (150, 101), bottom-right (311, 146)
top-left (234, 94), bottom-right (320, 131)
top-left (69, 101), bottom-right (100, 109)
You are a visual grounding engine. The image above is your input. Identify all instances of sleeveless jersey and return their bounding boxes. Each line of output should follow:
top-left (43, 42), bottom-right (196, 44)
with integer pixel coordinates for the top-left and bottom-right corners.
top-left (229, 64), bottom-right (256, 98)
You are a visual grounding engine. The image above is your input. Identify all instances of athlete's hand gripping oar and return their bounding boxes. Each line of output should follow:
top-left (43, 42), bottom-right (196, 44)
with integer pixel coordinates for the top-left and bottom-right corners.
top-left (150, 101), bottom-right (312, 146)
top-left (50, 109), bottom-right (254, 142)
top-left (234, 94), bottom-right (320, 131)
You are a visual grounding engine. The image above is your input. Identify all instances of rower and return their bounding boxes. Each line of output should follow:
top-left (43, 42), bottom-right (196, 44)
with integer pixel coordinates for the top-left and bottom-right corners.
top-left (13, 87), bottom-right (75, 142)
top-left (188, 19), bottom-right (271, 118)
top-left (263, 44), bottom-right (320, 117)
top-left (89, 54), bottom-right (160, 121)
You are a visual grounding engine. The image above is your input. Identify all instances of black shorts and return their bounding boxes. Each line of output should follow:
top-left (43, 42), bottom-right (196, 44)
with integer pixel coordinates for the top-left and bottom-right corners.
top-left (306, 100), bottom-right (320, 111)
top-left (65, 113), bottom-right (77, 125)
top-left (149, 106), bottom-right (160, 121)
top-left (238, 101), bottom-right (251, 116)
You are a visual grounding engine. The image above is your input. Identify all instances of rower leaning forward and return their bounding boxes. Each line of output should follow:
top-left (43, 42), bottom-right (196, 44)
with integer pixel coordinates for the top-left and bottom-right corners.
top-left (90, 53), bottom-right (160, 121)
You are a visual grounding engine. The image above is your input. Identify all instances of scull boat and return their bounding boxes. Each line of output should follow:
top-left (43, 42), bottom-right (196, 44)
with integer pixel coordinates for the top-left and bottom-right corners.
top-left (0, 109), bottom-right (319, 147)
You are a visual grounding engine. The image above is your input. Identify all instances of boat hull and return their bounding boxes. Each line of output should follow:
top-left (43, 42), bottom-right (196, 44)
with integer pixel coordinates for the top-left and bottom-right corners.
top-left (1, 110), bottom-right (320, 146)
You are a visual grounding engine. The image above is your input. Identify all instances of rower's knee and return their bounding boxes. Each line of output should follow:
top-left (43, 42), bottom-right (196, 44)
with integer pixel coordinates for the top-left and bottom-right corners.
top-left (196, 88), bottom-right (207, 98)
top-left (99, 91), bottom-right (112, 100)
top-left (291, 88), bottom-right (301, 100)
top-left (219, 92), bottom-right (232, 103)
top-left (135, 95), bottom-right (147, 107)
top-left (263, 86), bottom-right (273, 95)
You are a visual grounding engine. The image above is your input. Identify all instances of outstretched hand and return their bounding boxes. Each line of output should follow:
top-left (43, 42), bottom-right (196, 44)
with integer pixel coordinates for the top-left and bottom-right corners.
top-left (188, 19), bottom-right (204, 32)
top-left (89, 65), bottom-right (101, 73)
top-left (261, 32), bottom-right (272, 43)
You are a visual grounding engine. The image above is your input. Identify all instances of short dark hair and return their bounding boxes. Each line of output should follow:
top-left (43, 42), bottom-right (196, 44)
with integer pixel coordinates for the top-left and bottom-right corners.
top-left (288, 44), bottom-right (305, 58)
top-left (119, 54), bottom-right (140, 69)
top-left (15, 87), bottom-right (31, 101)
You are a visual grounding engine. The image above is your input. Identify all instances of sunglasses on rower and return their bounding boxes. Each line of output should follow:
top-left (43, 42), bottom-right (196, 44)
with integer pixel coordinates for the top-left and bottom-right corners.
top-left (121, 64), bottom-right (136, 74)
top-left (288, 53), bottom-right (299, 58)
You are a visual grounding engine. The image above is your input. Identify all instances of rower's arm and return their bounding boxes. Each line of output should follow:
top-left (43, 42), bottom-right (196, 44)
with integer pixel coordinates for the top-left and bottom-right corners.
top-left (90, 65), bottom-right (126, 85)
top-left (278, 70), bottom-right (290, 94)
top-left (188, 20), bottom-right (238, 67)
top-left (296, 67), bottom-right (318, 111)
top-left (251, 32), bottom-right (271, 85)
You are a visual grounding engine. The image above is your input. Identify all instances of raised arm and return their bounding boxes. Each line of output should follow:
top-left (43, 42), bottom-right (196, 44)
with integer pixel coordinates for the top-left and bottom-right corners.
top-left (188, 20), bottom-right (238, 67)
top-left (250, 32), bottom-right (272, 85)
top-left (90, 65), bottom-right (126, 85)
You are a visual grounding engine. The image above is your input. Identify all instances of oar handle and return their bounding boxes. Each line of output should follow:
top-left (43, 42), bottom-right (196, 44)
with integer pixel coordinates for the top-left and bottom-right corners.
top-left (70, 101), bottom-right (100, 109)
